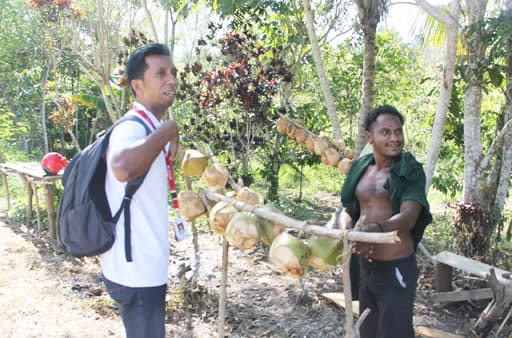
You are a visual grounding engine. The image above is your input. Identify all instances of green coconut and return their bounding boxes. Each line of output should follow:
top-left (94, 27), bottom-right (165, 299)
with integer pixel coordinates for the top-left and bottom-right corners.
top-left (259, 205), bottom-right (286, 246)
top-left (306, 235), bottom-right (344, 270)
top-left (225, 213), bottom-right (261, 250)
top-left (208, 201), bottom-right (237, 235)
top-left (269, 233), bottom-right (310, 279)
top-left (181, 149), bottom-right (209, 176)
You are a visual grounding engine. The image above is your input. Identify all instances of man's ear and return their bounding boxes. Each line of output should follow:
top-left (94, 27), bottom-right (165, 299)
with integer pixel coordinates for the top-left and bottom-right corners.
top-left (130, 78), bottom-right (143, 96)
top-left (365, 130), bottom-right (373, 144)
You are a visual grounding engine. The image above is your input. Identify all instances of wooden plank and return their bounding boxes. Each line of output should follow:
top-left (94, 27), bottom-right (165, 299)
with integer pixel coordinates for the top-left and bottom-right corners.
top-left (427, 288), bottom-right (493, 303)
top-left (433, 251), bottom-right (511, 284)
top-left (435, 261), bottom-right (453, 292)
top-left (414, 325), bottom-right (464, 338)
top-left (322, 293), bottom-right (359, 316)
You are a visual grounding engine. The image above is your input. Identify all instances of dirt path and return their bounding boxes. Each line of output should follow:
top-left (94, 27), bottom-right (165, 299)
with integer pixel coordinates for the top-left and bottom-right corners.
top-left (0, 211), bottom-right (509, 338)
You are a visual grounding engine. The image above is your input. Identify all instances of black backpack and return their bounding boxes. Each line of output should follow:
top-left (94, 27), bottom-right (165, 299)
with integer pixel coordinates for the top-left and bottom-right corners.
top-left (57, 115), bottom-right (151, 262)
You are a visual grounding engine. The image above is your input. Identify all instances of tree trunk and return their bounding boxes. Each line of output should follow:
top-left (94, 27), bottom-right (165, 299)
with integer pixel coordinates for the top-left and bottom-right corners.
top-left (354, 24), bottom-right (377, 158)
top-left (418, 0), bottom-right (460, 191)
top-left (140, 0), bottom-right (159, 42)
top-left (302, 0), bottom-right (342, 140)
top-left (41, 67), bottom-right (50, 154)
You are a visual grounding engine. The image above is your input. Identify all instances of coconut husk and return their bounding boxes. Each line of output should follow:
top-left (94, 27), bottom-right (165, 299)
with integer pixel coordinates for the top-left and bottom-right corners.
top-left (203, 163), bottom-right (229, 188)
top-left (323, 147), bottom-right (340, 166)
top-left (276, 118), bottom-right (289, 134)
top-left (333, 139), bottom-right (346, 152)
top-left (306, 135), bottom-right (316, 152)
top-left (177, 191), bottom-right (206, 221)
top-left (343, 147), bottom-right (354, 159)
top-left (306, 235), bottom-right (343, 270)
top-left (181, 149), bottom-right (209, 176)
top-left (286, 123), bottom-right (297, 138)
top-left (294, 128), bottom-right (308, 144)
top-left (225, 213), bottom-right (261, 250)
top-left (293, 119), bottom-right (305, 127)
top-left (208, 201), bottom-right (237, 235)
top-left (338, 158), bottom-right (352, 174)
top-left (236, 187), bottom-right (260, 206)
top-left (259, 205), bottom-right (286, 246)
top-left (269, 232), bottom-right (310, 279)
top-left (314, 136), bottom-right (329, 155)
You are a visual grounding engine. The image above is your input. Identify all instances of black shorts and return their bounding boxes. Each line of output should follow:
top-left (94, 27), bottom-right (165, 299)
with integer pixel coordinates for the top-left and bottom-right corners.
top-left (358, 254), bottom-right (418, 338)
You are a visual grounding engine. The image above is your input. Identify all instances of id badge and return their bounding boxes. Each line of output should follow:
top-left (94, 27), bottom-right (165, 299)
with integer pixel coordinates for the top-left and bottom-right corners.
top-left (173, 215), bottom-right (190, 242)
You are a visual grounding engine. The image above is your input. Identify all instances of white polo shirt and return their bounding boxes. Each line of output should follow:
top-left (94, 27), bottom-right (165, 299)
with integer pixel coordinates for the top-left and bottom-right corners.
top-left (100, 102), bottom-right (170, 287)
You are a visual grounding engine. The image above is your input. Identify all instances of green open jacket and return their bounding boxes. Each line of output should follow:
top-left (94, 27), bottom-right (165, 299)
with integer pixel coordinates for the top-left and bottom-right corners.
top-left (341, 151), bottom-right (432, 249)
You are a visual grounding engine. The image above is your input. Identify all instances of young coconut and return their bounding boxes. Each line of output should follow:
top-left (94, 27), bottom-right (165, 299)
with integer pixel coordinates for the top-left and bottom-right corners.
top-left (333, 138), bottom-right (346, 152)
top-left (203, 163), bottom-right (229, 188)
top-left (286, 122), bottom-right (297, 138)
top-left (306, 235), bottom-right (343, 270)
top-left (306, 135), bottom-right (316, 152)
top-left (276, 117), bottom-right (289, 134)
top-left (177, 191), bottom-right (206, 221)
top-left (313, 136), bottom-right (329, 156)
top-left (338, 158), bottom-right (352, 174)
top-left (236, 186), bottom-right (260, 206)
top-left (259, 205), bottom-right (286, 246)
top-left (323, 147), bottom-right (341, 166)
top-left (208, 201), bottom-right (237, 235)
top-left (294, 128), bottom-right (308, 144)
top-left (225, 213), bottom-right (261, 250)
top-left (181, 149), bottom-right (209, 176)
top-left (269, 232), bottom-right (310, 279)
top-left (343, 147), bottom-right (354, 159)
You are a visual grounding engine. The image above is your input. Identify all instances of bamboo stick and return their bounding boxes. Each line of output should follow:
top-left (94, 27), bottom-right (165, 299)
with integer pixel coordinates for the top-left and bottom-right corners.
top-left (200, 189), bottom-right (400, 244)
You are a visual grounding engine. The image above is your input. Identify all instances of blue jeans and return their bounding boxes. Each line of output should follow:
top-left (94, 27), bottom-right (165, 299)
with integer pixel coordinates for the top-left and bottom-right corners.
top-left (103, 275), bottom-right (167, 338)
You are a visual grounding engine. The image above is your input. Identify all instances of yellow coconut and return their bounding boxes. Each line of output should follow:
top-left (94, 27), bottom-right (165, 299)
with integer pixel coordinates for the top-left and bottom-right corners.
top-left (177, 191), bottom-right (206, 221)
top-left (338, 158), bottom-right (352, 174)
top-left (333, 138), bottom-right (346, 152)
top-left (208, 201), bottom-right (237, 235)
top-left (306, 236), bottom-right (344, 270)
top-left (344, 147), bottom-right (354, 160)
top-left (294, 128), bottom-right (308, 144)
top-left (323, 147), bottom-right (341, 166)
top-left (181, 149), bottom-right (209, 177)
top-left (269, 233), bottom-right (310, 278)
top-left (276, 117), bottom-right (289, 134)
top-left (236, 187), bottom-right (260, 206)
top-left (225, 213), bottom-right (261, 250)
top-left (306, 135), bottom-right (316, 152)
top-left (203, 163), bottom-right (229, 188)
top-left (313, 136), bottom-right (329, 156)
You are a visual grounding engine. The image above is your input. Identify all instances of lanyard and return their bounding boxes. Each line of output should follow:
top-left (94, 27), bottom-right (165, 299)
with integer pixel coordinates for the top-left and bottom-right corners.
top-left (133, 107), bottom-right (179, 209)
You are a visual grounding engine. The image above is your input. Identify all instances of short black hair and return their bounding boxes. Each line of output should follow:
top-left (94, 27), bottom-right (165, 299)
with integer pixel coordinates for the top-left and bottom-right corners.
top-left (364, 105), bottom-right (404, 131)
top-left (126, 43), bottom-right (171, 95)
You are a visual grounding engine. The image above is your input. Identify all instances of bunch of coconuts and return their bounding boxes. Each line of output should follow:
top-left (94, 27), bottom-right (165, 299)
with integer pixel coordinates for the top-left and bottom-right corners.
top-left (178, 148), bottom-right (343, 279)
top-left (178, 148), bottom-right (286, 251)
top-left (275, 117), bottom-right (353, 174)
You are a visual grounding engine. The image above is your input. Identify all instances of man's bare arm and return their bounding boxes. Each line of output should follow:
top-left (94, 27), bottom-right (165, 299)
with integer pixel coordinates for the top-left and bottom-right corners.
top-left (338, 208), bottom-right (354, 230)
top-left (361, 200), bottom-right (422, 234)
top-left (112, 120), bottom-right (179, 182)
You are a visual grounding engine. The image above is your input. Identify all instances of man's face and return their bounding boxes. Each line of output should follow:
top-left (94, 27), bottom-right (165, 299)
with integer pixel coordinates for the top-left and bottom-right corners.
top-left (366, 114), bottom-right (404, 158)
top-left (134, 54), bottom-right (178, 112)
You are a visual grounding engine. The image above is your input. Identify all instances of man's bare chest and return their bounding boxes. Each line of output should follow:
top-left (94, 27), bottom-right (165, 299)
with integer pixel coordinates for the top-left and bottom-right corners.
top-left (355, 167), bottom-right (391, 202)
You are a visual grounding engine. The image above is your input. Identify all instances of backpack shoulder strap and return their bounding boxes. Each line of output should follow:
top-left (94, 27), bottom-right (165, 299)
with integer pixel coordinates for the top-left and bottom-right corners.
top-left (109, 114), bottom-right (153, 262)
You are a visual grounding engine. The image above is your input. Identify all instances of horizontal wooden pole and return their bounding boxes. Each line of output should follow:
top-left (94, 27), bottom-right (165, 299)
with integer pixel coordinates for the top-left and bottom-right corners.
top-left (427, 288), bottom-right (493, 303)
top-left (200, 189), bottom-right (399, 244)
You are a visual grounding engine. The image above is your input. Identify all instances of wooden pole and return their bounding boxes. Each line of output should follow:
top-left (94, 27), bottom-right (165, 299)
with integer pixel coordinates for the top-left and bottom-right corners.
top-left (342, 234), bottom-right (354, 337)
top-left (200, 189), bottom-right (399, 244)
top-left (1, 170), bottom-right (10, 209)
top-left (218, 238), bottom-right (229, 338)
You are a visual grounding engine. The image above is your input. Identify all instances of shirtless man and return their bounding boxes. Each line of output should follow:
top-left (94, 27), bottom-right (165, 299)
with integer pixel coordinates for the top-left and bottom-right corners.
top-left (338, 105), bottom-right (432, 338)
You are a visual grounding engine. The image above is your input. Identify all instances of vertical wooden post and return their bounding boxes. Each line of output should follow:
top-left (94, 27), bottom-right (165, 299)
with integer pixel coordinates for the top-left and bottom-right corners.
top-left (342, 235), bottom-right (355, 337)
top-left (22, 175), bottom-right (33, 225)
top-left (1, 171), bottom-right (10, 209)
top-left (44, 183), bottom-right (56, 239)
top-left (30, 180), bottom-right (42, 237)
top-left (218, 238), bottom-right (229, 338)
top-left (435, 262), bottom-right (453, 292)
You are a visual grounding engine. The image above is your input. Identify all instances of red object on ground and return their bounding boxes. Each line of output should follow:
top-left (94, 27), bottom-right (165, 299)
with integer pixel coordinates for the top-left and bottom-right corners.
top-left (42, 152), bottom-right (68, 175)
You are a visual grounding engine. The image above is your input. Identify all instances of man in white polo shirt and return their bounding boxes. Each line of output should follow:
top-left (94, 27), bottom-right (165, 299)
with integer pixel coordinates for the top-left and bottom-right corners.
top-left (101, 43), bottom-right (179, 338)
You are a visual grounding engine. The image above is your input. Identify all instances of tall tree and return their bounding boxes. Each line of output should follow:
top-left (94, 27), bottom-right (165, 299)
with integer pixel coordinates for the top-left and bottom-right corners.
top-left (303, 0), bottom-right (343, 140)
top-left (353, 0), bottom-right (389, 158)
top-left (414, 0), bottom-right (461, 191)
